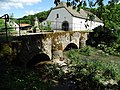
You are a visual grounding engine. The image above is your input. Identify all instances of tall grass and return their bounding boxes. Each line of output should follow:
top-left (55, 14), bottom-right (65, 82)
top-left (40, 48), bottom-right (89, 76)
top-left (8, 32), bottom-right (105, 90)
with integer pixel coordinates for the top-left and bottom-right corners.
top-left (66, 47), bottom-right (120, 86)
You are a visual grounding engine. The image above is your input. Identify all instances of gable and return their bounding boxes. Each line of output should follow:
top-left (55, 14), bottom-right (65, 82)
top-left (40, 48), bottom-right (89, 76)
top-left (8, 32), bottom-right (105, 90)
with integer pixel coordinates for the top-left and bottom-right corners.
top-left (47, 7), bottom-right (73, 23)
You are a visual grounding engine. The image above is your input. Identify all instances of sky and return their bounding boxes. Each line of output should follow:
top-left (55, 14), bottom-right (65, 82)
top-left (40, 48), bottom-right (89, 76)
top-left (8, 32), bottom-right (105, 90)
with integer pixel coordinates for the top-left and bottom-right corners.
top-left (0, 0), bottom-right (56, 18)
top-left (0, 0), bottom-right (118, 18)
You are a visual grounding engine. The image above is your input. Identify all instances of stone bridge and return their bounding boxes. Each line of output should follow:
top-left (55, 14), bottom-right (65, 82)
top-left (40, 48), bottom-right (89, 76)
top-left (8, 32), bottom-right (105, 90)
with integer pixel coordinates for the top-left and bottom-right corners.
top-left (12, 31), bottom-right (88, 67)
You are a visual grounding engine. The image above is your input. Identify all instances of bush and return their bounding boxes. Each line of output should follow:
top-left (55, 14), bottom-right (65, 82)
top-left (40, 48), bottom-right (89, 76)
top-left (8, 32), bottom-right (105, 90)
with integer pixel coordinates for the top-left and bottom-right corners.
top-left (0, 64), bottom-right (51, 90)
top-left (97, 43), bottom-right (120, 56)
top-left (79, 46), bottom-right (94, 56)
top-left (66, 48), bottom-right (120, 89)
top-left (87, 26), bottom-right (118, 47)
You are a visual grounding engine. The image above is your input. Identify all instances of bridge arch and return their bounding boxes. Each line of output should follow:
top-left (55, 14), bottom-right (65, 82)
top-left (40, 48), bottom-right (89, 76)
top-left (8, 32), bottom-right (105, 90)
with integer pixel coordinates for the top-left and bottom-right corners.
top-left (27, 53), bottom-right (50, 68)
top-left (64, 43), bottom-right (78, 51)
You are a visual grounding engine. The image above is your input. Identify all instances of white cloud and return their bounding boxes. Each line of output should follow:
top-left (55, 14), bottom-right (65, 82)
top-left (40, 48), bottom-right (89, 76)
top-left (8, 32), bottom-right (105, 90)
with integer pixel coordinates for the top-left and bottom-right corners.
top-left (25, 10), bottom-right (40, 16)
top-left (0, 0), bottom-right (42, 10)
top-left (118, 1), bottom-right (120, 4)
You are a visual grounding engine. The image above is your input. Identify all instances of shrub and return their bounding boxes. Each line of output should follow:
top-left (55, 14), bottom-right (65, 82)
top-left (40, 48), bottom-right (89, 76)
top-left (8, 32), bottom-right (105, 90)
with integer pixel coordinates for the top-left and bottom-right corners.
top-left (0, 64), bottom-right (51, 90)
top-left (79, 46), bottom-right (94, 56)
top-left (66, 48), bottom-right (120, 89)
top-left (97, 43), bottom-right (120, 56)
top-left (87, 26), bottom-right (118, 47)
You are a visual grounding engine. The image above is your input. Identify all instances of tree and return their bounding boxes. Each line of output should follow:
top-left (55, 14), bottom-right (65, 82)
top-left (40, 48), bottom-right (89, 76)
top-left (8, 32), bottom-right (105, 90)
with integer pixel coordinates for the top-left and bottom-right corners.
top-left (87, 2), bottom-right (120, 47)
top-left (19, 10), bottom-right (50, 26)
top-left (54, 0), bottom-right (119, 9)
top-left (103, 2), bottom-right (120, 30)
top-left (0, 19), bottom-right (5, 32)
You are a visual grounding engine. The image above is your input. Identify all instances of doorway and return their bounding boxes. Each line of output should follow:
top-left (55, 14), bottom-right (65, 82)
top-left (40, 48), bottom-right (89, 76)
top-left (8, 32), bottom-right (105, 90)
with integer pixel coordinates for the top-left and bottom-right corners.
top-left (62, 21), bottom-right (69, 31)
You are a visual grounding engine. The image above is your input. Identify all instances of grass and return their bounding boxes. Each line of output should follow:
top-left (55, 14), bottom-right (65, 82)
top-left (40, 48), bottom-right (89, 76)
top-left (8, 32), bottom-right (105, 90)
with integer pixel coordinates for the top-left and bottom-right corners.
top-left (65, 46), bottom-right (120, 66)
top-left (62, 47), bottom-right (120, 89)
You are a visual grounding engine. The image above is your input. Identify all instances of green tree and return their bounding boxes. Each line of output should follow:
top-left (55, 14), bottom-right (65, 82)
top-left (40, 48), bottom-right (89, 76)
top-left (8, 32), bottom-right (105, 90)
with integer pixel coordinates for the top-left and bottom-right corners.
top-left (103, 3), bottom-right (120, 30)
top-left (54, 0), bottom-right (119, 9)
top-left (0, 19), bottom-right (5, 32)
top-left (0, 19), bottom-right (4, 28)
top-left (20, 10), bottom-right (50, 25)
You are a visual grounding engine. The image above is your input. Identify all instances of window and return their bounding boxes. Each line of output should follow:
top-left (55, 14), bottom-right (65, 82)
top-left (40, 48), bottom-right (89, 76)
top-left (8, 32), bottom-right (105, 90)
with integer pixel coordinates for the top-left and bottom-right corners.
top-left (56, 14), bottom-right (59, 18)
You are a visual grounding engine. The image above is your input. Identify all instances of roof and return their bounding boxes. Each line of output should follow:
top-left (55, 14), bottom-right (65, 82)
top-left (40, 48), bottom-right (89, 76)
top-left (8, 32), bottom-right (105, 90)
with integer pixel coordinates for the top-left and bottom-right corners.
top-left (52, 2), bottom-right (103, 23)
top-left (20, 24), bottom-right (32, 27)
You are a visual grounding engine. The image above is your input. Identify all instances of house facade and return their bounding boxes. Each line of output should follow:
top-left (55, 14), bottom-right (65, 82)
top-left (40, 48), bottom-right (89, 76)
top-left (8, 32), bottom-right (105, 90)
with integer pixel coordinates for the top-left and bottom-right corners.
top-left (42, 2), bottom-right (104, 31)
top-left (20, 24), bottom-right (32, 30)
top-left (9, 20), bottom-right (19, 32)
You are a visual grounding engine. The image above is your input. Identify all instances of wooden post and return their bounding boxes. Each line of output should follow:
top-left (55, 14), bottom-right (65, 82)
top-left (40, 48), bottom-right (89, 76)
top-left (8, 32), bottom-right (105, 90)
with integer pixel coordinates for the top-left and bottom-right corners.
top-left (4, 17), bottom-right (8, 41)
top-left (4, 14), bottom-right (9, 41)
top-left (18, 19), bottom-right (21, 36)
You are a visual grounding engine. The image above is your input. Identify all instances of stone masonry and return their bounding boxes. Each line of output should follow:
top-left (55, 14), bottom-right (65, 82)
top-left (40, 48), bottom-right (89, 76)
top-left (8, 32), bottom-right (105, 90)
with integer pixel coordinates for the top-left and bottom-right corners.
top-left (11, 31), bottom-right (88, 67)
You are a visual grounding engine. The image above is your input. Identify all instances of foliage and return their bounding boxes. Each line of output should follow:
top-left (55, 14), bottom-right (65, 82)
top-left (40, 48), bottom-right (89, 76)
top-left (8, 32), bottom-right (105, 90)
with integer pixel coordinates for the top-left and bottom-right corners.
top-left (0, 19), bottom-right (16, 32)
top-left (101, 3), bottom-right (120, 30)
top-left (86, 3), bottom-right (120, 57)
top-left (0, 19), bottom-right (5, 31)
top-left (89, 3), bottom-right (120, 42)
top-left (97, 43), bottom-right (120, 56)
top-left (1, 44), bottom-right (120, 89)
top-left (65, 48), bottom-right (120, 89)
top-left (87, 26), bottom-right (117, 46)
top-left (40, 21), bottom-right (53, 31)
top-left (20, 10), bottom-right (50, 25)
top-left (0, 63), bottom-right (51, 90)
top-left (79, 46), bottom-right (94, 56)
top-left (67, 46), bottom-right (94, 64)
top-left (87, 25), bottom-right (120, 56)
top-left (35, 47), bottom-right (120, 89)
top-left (54, 0), bottom-right (119, 12)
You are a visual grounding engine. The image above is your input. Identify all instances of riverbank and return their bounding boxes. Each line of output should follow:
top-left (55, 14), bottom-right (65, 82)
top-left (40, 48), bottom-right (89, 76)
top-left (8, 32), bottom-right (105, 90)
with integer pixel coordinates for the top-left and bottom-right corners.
top-left (0, 46), bottom-right (120, 90)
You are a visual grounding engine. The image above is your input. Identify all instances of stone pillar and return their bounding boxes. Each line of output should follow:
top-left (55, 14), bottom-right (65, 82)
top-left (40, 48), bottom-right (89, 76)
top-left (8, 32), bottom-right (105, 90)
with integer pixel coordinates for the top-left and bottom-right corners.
top-left (42, 38), bottom-right (52, 60)
top-left (80, 33), bottom-right (88, 48)
top-left (53, 50), bottom-right (63, 61)
top-left (80, 39), bottom-right (86, 47)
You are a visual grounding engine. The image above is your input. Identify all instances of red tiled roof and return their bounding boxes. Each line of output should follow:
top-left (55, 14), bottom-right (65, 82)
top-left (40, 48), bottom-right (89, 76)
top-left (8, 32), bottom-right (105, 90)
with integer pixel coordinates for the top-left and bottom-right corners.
top-left (20, 24), bottom-right (31, 27)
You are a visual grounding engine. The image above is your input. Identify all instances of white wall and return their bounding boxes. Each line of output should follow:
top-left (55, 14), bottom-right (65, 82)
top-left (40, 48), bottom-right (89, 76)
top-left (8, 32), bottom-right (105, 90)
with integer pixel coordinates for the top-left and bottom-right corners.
top-left (45, 8), bottom-right (73, 30)
top-left (72, 17), bottom-right (86, 31)
top-left (72, 17), bottom-right (104, 31)
top-left (9, 20), bottom-right (19, 32)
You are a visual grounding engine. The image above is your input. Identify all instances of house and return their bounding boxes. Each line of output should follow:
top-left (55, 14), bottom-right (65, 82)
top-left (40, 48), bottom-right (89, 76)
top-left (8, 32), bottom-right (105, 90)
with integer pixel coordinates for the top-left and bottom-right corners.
top-left (42, 2), bottom-right (104, 31)
top-left (19, 24), bottom-right (32, 30)
top-left (9, 20), bottom-right (19, 32)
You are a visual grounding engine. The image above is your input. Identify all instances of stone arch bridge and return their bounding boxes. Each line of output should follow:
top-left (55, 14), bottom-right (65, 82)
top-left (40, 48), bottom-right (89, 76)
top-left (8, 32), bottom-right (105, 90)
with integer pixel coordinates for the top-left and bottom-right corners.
top-left (12, 31), bottom-right (88, 67)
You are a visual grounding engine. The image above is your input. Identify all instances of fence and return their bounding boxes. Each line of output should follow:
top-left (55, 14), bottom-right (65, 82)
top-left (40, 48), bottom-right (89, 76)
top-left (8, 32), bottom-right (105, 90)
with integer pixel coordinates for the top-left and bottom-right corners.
top-left (41, 20), bottom-right (94, 32)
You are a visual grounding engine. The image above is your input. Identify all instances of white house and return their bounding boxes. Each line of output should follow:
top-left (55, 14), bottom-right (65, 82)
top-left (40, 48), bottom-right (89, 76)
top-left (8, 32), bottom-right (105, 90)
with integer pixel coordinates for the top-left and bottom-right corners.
top-left (42, 2), bottom-right (104, 31)
top-left (9, 20), bottom-right (19, 32)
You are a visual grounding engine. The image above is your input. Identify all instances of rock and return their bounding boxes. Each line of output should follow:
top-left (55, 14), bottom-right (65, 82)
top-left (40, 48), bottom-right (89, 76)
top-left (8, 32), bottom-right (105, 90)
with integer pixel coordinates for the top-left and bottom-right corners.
top-left (53, 59), bottom-right (67, 66)
top-left (100, 79), bottom-right (118, 86)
